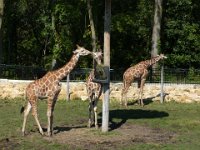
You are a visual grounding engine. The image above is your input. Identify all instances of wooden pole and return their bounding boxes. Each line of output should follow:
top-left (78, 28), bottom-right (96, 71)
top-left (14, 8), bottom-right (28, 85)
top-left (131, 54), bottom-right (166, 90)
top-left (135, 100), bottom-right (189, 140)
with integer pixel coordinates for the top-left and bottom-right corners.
top-left (160, 65), bottom-right (164, 103)
top-left (102, 0), bottom-right (111, 132)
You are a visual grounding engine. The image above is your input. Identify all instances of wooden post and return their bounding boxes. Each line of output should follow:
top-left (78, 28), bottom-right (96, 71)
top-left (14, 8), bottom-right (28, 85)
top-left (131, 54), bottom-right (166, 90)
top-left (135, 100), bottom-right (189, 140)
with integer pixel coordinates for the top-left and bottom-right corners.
top-left (66, 74), bottom-right (70, 101)
top-left (160, 65), bottom-right (164, 103)
top-left (102, 0), bottom-right (111, 132)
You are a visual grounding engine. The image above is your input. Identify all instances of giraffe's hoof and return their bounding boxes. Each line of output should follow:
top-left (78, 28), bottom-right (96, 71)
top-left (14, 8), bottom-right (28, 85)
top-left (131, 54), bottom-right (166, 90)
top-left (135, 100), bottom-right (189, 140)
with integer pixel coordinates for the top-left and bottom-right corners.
top-left (46, 132), bottom-right (52, 137)
top-left (95, 125), bottom-right (99, 129)
top-left (88, 123), bottom-right (92, 128)
top-left (39, 131), bottom-right (44, 136)
top-left (22, 132), bottom-right (25, 137)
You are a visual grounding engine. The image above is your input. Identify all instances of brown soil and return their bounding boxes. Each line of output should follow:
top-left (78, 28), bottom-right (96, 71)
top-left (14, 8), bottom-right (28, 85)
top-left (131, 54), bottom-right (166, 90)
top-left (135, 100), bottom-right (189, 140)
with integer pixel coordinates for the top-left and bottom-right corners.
top-left (43, 123), bottom-right (176, 150)
top-left (0, 137), bottom-right (20, 150)
top-left (0, 123), bottom-right (176, 150)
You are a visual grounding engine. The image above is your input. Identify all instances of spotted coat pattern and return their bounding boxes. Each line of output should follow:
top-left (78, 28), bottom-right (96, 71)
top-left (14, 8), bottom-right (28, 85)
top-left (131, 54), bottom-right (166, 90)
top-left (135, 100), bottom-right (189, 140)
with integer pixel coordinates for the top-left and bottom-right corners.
top-left (85, 51), bottom-right (102, 128)
top-left (21, 46), bottom-right (91, 136)
top-left (121, 54), bottom-right (167, 107)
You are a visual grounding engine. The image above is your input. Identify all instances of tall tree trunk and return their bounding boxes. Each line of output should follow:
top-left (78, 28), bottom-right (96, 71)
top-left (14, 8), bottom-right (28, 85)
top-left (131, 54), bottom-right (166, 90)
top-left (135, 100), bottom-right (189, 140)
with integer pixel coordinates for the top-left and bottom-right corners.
top-left (87, 0), bottom-right (96, 52)
top-left (0, 0), bottom-right (4, 64)
top-left (151, 0), bottom-right (163, 69)
top-left (50, 0), bottom-right (59, 70)
top-left (51, 14), bottom-right (57, 69)
top-left (102, 0), bottom-right (111, 133)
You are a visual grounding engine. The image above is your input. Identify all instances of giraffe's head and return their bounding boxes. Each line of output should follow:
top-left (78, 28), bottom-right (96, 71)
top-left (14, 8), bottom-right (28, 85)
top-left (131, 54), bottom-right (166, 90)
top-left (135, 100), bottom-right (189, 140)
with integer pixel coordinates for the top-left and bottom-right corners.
top-left (73, 45), bottom-right (91, 56)
top-left (91, 50), bottom-right (103, 65)
top-left (152, 54), bottom-right (167, 64)
top-left (158, 54), bottom-right (167, 60)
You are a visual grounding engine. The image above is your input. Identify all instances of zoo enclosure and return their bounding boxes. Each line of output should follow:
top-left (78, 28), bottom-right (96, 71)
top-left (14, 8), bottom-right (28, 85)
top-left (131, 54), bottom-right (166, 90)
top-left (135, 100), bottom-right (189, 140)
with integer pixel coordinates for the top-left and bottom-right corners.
top-left (0, 64), bottom-right (200, 84)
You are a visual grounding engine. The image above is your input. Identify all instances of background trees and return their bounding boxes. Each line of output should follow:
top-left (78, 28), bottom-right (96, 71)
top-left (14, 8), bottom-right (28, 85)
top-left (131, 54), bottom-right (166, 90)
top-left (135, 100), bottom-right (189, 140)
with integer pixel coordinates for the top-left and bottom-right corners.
top-left (1, 0), bottom-right (200, 70)
top-left (0, 0), bottom-right (4, 64)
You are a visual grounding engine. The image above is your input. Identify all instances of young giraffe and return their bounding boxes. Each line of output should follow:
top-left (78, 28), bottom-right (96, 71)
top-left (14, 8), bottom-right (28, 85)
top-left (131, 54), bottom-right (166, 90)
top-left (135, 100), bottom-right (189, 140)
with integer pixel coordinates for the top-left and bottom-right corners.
top-left (86, 51), bottom-right (103, 129)
top-left (21, 45), bottom-right (91, 136)
top-left (121, 54), bottom-right (167, 107)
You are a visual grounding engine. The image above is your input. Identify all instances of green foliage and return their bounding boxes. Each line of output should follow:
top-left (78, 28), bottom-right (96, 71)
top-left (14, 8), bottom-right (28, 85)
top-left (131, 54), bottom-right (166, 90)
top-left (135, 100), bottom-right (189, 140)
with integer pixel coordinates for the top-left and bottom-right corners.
top-left (2, 0), bottom-right (200, 70)
top-left (162, 0), bottom-right (200, 68)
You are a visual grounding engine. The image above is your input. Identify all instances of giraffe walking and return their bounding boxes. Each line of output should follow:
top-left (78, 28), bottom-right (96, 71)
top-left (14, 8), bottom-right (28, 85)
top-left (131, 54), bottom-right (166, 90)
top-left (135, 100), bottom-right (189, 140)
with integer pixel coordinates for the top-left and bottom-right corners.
top-left (121, 54), bottom-right (167, 107)
top-left (21, 45), bottom-right (91, 136)
top-left (86, 51), bottom-right (103, 128)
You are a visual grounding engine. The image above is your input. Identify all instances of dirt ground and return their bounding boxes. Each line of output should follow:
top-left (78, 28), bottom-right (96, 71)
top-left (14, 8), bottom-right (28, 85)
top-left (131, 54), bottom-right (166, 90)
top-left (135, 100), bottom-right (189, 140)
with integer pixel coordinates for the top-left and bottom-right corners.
top-left (0, 123), bottom-right (176, 150)
top-left (43, 123), bottom-right (176, 150)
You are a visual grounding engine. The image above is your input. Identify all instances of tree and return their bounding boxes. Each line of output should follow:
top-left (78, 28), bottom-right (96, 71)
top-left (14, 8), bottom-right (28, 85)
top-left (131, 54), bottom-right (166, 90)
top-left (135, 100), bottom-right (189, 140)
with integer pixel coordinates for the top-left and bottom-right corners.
top-left (162, 0), bottom-right (200, 68)
top-left (1, 0), bottom-right (200, 70)
top-left (102, 0), bottom-right (111, 133)
top-left (87, 0), bottom-right (97, 52)
top-left (0, 0), bottom-right (4, 64)
top-left (151, 0), bottom-right (163, 69)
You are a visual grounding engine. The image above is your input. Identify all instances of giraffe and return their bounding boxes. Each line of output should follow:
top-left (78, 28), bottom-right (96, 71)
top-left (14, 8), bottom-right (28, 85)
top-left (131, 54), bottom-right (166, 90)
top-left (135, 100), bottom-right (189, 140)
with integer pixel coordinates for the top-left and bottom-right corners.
top-left (21, 45), bottom-right (91, 136)
top-left (121, 54), bottom-right (167, 107)
top-left (86, 51), bottom-right (103, 129)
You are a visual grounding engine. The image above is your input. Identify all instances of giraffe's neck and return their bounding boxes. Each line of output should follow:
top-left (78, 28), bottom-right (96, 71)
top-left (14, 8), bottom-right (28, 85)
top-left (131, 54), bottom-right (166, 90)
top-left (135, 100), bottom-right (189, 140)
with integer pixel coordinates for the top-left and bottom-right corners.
top-left (144, 56), bottom-right (161, 68)
top-left (54, 54), bottom-right (79, 81)
top-left (89, 58), bottom-right (102, 82)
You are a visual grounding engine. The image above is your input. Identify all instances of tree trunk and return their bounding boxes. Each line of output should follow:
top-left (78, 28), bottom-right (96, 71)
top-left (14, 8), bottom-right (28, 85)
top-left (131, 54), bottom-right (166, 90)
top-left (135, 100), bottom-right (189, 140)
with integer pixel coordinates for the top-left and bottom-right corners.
top-left (151, 0), bottom-right (163, 69)
top-left (102, 0), bottom-right (111, 133)
top-left (0, 0), bottom-right (4, 64)
top-left (87, 0), bottom-right (97, 52)
top-left (51, 14), bottom-right (57, 70)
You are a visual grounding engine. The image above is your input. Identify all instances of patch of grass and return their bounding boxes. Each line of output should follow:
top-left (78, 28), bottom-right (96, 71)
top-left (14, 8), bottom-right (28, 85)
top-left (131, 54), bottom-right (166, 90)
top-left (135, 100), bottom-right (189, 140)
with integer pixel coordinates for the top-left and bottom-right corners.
top-left (0, 99), bottom-right (200, 149)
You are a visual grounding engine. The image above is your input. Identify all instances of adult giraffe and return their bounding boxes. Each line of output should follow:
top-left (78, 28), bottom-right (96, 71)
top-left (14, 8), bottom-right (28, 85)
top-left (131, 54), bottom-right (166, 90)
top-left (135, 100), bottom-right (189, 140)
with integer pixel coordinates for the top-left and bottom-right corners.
top-left (121, 54), bottom-right (167, 107)
top-left (21, 45), bottom-right (91, 136)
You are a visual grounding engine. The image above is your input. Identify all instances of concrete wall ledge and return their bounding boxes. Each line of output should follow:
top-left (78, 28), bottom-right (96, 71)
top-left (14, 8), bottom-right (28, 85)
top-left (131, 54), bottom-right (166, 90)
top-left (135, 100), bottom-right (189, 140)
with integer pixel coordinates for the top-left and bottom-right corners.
top-left (0, 79), bottom-right (200, 103)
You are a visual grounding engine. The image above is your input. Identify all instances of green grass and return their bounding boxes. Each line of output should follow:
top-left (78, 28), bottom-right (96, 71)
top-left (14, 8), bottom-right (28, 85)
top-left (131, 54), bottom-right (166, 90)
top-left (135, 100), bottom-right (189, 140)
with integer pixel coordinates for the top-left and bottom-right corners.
top-left (0, 99), bottom-right (200, 149)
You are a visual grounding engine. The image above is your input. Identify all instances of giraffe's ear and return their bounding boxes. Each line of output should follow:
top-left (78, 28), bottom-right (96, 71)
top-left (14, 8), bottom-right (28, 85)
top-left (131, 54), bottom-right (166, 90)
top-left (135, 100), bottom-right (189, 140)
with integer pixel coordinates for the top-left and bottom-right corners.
top-left (98, 49), bottom-right (103, 55)
top-left (99, 49), bottom-right (103, 53)
top-left (76, 44), bottom-right (81, 49)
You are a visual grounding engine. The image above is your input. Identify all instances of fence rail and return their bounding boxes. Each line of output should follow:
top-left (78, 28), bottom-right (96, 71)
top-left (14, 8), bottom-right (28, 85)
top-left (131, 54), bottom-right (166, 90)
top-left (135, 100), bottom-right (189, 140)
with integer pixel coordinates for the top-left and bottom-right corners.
top-left (0, 64), bottom-right (200, 84)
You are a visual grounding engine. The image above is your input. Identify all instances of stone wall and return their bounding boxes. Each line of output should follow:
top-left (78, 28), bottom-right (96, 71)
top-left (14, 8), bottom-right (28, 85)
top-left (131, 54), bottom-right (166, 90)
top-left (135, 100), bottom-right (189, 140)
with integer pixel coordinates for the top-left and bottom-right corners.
top-left (0, 79), bottom-right (200, 103)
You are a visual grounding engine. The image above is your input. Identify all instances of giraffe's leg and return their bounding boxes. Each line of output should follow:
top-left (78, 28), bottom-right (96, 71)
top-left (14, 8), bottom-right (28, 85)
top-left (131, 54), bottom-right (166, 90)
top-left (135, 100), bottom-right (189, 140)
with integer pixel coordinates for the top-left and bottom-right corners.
top-left (47, 97), bottom-right (59, 136)
top-left (47, 87), bottom-right (61, 136)
top-left (31, 100), bottom-right (44, 135)
top-left (121, 78), bottom-right (125, 105)
top-left (93, 99), bottom-right (99, 129)
top-left (121, 88), bottom-right (127, 106)
top-left (47, 99), bottom-right (53, 136)
top-left (88, 101), bottom-right (92, 128)
top-left (137, 80), bottom-right (141, 105)
top-left (88, 94), bottom-right (94, 128)
top-left (122, 82), bottom-right (131, 107)
top-left (22, 101), bottom-right (32, 136)
top-left (121, 89), bottom-right (125, 105)
top-left (139, 79), bottom-right (146, 107)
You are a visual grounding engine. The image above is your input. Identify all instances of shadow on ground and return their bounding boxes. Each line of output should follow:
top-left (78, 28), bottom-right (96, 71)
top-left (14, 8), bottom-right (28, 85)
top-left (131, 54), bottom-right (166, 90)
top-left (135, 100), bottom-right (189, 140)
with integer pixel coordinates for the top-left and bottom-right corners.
top-left (99, 109), bottom-right (169, 131)
top-left (53, 125), bottom-right (86, 134)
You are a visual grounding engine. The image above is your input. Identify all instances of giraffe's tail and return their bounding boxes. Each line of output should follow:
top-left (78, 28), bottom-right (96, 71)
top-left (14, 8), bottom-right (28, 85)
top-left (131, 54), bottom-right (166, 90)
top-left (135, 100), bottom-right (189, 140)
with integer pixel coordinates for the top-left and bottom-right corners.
top-left (122, 73), bottom-right (126, 90)
top-left (20, 106), bottom-right (25, 114)
top-left (20, 91), bottom-right (27, 114)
